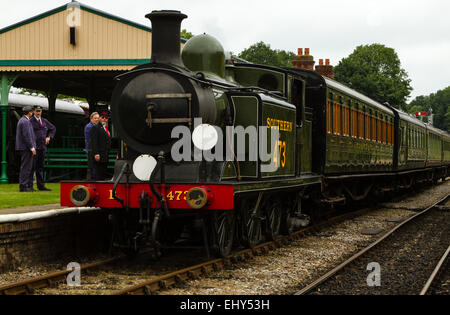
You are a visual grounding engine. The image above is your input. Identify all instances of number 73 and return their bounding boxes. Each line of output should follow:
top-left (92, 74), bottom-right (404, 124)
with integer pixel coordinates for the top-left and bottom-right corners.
top-left (273, 140), bottom-right (286, 168)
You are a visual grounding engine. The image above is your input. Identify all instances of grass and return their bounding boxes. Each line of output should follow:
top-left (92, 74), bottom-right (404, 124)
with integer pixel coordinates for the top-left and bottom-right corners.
top-left (0, 183), bottom-right (60, 209)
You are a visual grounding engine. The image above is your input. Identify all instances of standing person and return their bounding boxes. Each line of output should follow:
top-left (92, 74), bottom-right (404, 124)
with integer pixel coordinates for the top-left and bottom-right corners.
top-left (15, 106), bottom-right (37, 192)
top-left (89, 111), bottom-right (111, 180)
top-left (84, 112), bottom-right (99, 180)
top-left (30, 105), bottom-right (56, 191)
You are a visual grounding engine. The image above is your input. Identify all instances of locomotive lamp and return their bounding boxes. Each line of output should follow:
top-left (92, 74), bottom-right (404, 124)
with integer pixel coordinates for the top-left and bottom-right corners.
top-left (192, 123), bottom-right (219, 151)
top-left (186, 187), bottom-right (212, 209)
top-left (69, 185), bottom-right (96, 207)
top-left (132, 155), bottom-right (158, 181)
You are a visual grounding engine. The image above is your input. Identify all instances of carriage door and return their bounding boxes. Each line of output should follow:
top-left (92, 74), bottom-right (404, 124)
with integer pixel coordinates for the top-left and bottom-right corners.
top-left (290, 78), bottom-right (309, 175)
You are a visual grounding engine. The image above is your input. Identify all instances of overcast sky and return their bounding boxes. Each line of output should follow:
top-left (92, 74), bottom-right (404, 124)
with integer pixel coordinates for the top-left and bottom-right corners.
top-left (1, 0), bottom-right (449, 101)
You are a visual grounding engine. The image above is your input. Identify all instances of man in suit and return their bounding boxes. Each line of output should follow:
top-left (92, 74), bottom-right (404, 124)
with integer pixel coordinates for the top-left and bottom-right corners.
top-left (30, 105), bottom-right (56, 191)
top-left (84, 112), bottom-right (99, 179)
top-left (89, 111), bottom-right (111, 180)
top-left (16, 106), bottom-right (37, 192)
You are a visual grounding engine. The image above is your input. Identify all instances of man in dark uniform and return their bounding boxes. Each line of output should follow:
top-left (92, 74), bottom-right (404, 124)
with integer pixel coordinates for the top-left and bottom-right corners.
top-left (15, 106), bottom-right (37, 192)
top-left (30, 105), bottom-right (56, 191)
top-left (89, 111), bottom-right (111, 180)
top-left (84, 112), bottom-right (99, 180)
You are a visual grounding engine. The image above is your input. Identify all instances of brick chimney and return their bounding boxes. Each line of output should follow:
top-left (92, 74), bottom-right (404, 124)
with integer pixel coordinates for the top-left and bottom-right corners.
top-left (292, 48), bottom-right (315, 70)
top-left (315, 58), bottom-right (334, 79)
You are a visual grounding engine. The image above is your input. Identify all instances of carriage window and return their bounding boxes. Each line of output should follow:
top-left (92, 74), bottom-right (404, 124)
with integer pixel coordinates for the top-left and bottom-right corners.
top-left (391, 119), bottom-right (394, 145)
top-left (385, 117), bottom-right (389, 144)
top-left (371, 111), bottom-right (376, 141)
top-left (359, 105), bottom-right (365, 139)
top-left (348, 100), bottom-right (352, 137)
top-left (343, 104), bottom-right (350, 136)
top-left (326, 99), bottom-right (332, 134)
top-left (338, 102), bottom-right (342, 135)
top-left (365, 108), bottom-right (370, 140)
top-left (333, 100), bottom-right (342, 136)
top-left (351, 102), bottom-right (357, 138)
top-left (391, 118), bottom-right (394, 145)
top-left (408, 127), bottom-right (411, 146)
top-left (327, 92), bottom-right (334, 134)
top-left (377, 113), bottom-right (381, 143)
top-left (386, 118), bottom-right (390, 144)
top-left (415, 130), bottom-right (418, 148)
top-left (407, 127), bottom-right (411, 146)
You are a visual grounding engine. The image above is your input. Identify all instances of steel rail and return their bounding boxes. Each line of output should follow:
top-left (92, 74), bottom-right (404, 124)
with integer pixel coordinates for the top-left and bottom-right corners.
top-left (1, 188), bottom-right (434, 295)
top-left (0, 255), bottom-right (126, 295)
top-left (113, 206), bottom-right (375, 295)
top-left (420, 244), bottom-right (450, 295)
top-left (0, 206), bottom-right (369, 295)
top-left (295, 194), bottom-right (450, 295)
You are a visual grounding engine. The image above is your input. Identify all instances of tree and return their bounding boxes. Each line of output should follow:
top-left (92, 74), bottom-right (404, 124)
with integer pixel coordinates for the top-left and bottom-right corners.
top-left (181, 29), bottom-right (194, 40)
top-left (407, 87), bottom-right (450, 131)
top-left (238, 42), bottom-right (295, 67)
top-left (334, 44), bottom-right (412, 110)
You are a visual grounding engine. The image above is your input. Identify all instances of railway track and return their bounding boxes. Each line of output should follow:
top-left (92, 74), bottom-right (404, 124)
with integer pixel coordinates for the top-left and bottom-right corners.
top-left (0, 255), bottom-right (123, 295)
top-left (0, 205), bottom-right (374, 295)
top-left (420, 244), bottom-right (450, 295)
top-left (295, 194), bottom-right (450, 295)
top-left (113, 205), bottom-right (386, 295)
top-left (1, 186), bottom-right (447, 295)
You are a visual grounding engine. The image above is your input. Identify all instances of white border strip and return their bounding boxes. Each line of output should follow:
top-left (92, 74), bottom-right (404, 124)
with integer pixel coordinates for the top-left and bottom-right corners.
top-left (0, 207), bottom-right (101, 224)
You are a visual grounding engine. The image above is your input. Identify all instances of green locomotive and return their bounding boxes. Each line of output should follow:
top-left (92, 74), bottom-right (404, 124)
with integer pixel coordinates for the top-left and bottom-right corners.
top-left (62, 10), bottom-right (449, 257)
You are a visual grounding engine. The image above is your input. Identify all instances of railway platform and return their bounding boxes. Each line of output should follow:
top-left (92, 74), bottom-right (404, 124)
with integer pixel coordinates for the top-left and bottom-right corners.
top-left (0, 200), bottom-right (109, 272)
top-left (0, 204), bottom-right (64, 216)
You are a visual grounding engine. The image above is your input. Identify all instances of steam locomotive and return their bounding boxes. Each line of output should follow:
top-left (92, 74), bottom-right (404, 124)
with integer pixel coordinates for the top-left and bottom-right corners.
top-left (61, 10), bottom-right (450, 257)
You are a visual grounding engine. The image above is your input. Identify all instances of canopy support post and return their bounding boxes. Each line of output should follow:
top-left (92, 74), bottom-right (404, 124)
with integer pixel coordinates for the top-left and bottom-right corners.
top-left (0, 73), bottom-right (20, 184)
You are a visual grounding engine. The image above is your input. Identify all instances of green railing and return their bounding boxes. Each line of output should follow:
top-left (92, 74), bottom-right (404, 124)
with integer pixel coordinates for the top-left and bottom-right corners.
top-left (44, 147), bottom-right (118, 181)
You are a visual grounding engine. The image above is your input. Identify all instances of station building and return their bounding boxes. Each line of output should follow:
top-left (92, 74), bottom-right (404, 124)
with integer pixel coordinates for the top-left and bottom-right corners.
top-left (0, 1), bottom-right (185, 183)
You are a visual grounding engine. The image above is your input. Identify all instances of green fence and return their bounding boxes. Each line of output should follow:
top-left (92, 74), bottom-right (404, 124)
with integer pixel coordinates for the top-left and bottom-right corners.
top-left (44, 148), bottom-right (118, 181)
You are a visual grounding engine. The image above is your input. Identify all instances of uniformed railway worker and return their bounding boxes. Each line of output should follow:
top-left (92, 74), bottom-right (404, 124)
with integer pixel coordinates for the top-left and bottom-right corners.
top-left (30, 105), bottom-right (56, 191)
top-left (89, 111), bottom-right (111, 180)
top-left (84, 112), bottom-right (100, 180)
top-left (15, 106), bottom-right (37, 192)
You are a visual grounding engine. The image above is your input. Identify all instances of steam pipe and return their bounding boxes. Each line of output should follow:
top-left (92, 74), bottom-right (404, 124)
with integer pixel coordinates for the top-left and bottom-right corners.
top-left (112, 163), bottom-right (129, 208)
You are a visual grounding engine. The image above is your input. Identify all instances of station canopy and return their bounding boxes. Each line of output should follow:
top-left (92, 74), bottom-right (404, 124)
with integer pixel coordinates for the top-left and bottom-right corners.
top-left (0, 1), bottom-right (185, 105)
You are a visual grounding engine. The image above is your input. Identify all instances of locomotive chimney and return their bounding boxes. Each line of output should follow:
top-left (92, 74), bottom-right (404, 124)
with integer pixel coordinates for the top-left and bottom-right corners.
top-left (145, 10), bottom-right (187, 67)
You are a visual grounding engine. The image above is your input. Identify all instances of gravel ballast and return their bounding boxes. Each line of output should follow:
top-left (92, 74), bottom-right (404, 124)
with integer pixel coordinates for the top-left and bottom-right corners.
top-left (309, 208), bottom-right (449, 295)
